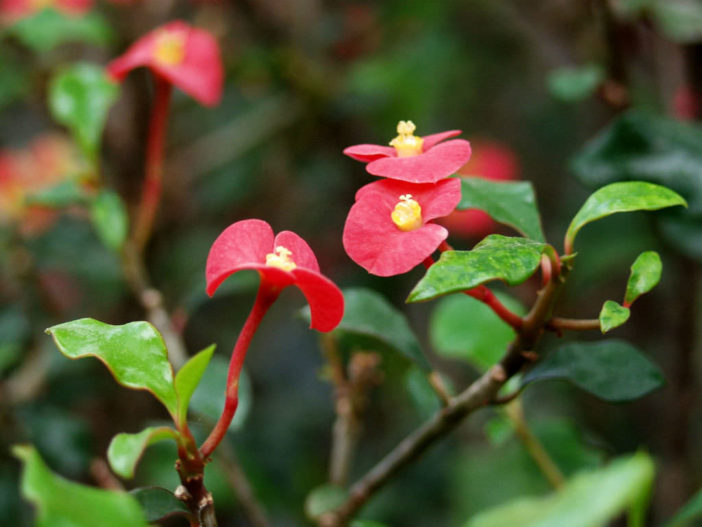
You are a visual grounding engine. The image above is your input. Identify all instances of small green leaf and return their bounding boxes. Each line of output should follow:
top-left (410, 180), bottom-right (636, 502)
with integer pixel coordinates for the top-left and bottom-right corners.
top-left (25, 181), bottom-right (90, 208)
top-left (13, 445), bottom-right (150, 527)
top-left (430, 292), bottom-right (525, 371)
top-left (7, 9), bottom-right (113, 52)
top-left (49, 63), bottom-right (119, 161)
top-left (47, 318), bottom-right (178, 417)
top-left (457, 178), bottom-right (545, 241)
top-left (175, 345), bottom-right (216, 426)
top-left (129, 487), bottom-right (190, 523)
top-left (189, 355), bottom-right (252, 432)
top-left (409, 235), bottom-right (547, 303)
top-left (599, 300), bottom-right (631, 333)
top-left (483, 415), bottom-right (514, 447)
top-left (565, 181), bottom-right (687, 252)
top-left (90, 190), bottom-right (128, 252)
top-left (625, 251), bottom-right (662, 305)
top-left (547, 63), bottom-right (605, 102)
top-left (464, 452), bottom-right (655, 527)
top-left (664, 487), bottom-right (702, 526)
top-left (305, 484), bottom-right (349, 520)
top-left (309, 288), bottom-right (430, 371)
top-left (107, 427), bottom-right (179, 479)
top-left (651, 0), bottom-right (702, 43)
top-left (522, 340), bottom-right (664, 402)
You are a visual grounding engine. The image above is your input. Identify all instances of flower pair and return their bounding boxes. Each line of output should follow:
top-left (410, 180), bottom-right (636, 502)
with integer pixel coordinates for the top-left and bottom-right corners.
top-left (342, 121), bottom-right (470, 276)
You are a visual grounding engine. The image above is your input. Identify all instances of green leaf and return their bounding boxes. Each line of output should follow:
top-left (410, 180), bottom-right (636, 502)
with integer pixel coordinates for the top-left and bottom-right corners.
top-left (483, 415), bottom-right (514, 447)
top-left (90, 190), bottom-right (128, 252)
top-left (464, 452), bottom-right (655, 527)
top-left (651, 0), bottom-right (702, 43)
top-left (409, 235), bottom-right (547, 303)
top-left (7, 9), bottom-right (113, 52)
top-left (46, 318), bottom-right (178, 417)
top-left (522, 340), bottom-right (664, 402)
top-left (317, 288), bottom-right (430, 371)
top-left (565, 181), bottom-right (686, 252)
top-left (49, 63), bottom-right (119, 161)
top-left (12, 445), bottom-right (150, 527)
top-left (305, 484), bottom-right (349, 520)
top-left (24, 181), bottom-right (90, 208)
top-left (664, 487), bottom-right (702, 526)
top-left (547, 63), bottom-right (605, 102)
top-left (430, 292), bottom-right (525, 371)
top-left (599, 300), bottom-right (631, 333)
top-left (625, 251), bottom-right (662, 305)
top-left (189, 355), bottom-right (252, 432)
top-left (457, 178), bottom-right (544, 241)
top-left (175, 345), bottom-right (216, 426)
top-left (351, 521), bottom-right (390, 527)
top-left (107, 427), bottom-right (178, 479)
top-left (129, 487), bottom-right (190, 523)
top-left (405, 366), bottom-right (441, 418)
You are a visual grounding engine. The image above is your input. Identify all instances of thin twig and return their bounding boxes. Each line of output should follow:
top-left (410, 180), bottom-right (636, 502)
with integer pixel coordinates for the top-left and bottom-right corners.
top-left (548, 317), bottom-right (601, 332)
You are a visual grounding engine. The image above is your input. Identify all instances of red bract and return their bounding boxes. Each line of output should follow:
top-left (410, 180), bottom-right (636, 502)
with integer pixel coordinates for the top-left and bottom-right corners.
top-left (1, 0), bottom-right (91, 21)
top-left (107, 20), bottom-right (223, 107)
top-left (440, 141), bottom-right (520, 237)
top-left (343, 120), bottom-right (471, 184)
top-left (206, 219), bottom-right (344, 332)
top-left (343, 178), bottom-right (461, 276)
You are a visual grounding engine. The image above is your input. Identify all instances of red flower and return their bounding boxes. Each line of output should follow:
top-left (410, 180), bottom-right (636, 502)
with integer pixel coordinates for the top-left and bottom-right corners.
top-left (1, 0), bottom-right (91, 21)
top-left (107, 20), bottom-right (223, 107)
top-left (343, 120), bottom-right (471, 184)
top-left (439, 141), bottom-right (520, 237)
top-left (206, 219), bottom-right (344, 332)
top-left (343, 178), bottom-right (461, 276)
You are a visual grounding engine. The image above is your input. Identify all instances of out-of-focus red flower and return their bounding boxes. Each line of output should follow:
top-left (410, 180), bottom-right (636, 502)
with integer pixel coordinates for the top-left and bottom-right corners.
top-left (343, 178), bottom-right (461, 276)
top-left (0, 0), bottom-right (91, 21)
top-left (439, 141), bottom-right (519, 238)
top-left (0, 134), bottom-right (89, 234)
top-left (107, 20), bottom-right (223, 107)
top-left (206, 219), bottom-right (344, 332)
top-left (343, 120), bottom-right (472, 183)
top-left (672, 85), bottom-right (699, 122)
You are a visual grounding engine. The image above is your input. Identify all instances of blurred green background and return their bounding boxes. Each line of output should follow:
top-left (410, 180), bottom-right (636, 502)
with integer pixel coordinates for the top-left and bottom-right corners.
top-left (1, 0), bottom-right (701, 525)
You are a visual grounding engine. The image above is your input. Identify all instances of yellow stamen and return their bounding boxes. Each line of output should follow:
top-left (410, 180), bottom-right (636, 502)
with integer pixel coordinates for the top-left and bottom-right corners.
top-left (153, 30), bottom-right (187, 66)
top-left (265, 246), bottom-right (297, 271)
top-left (389, 120), bottom-right (424, 157)
top-left (391, 194), bottom-right (423, 232)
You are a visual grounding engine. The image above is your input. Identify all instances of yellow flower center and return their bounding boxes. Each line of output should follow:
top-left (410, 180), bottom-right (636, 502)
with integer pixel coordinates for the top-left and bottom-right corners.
top-left (389, 120), bottom-right (424, 157)
top-left (265, 246), bottom-right (297, 271)
top-left (153, 30), bottom-right (187, 66)
top-left (391, 194), bottom-right (423, 232)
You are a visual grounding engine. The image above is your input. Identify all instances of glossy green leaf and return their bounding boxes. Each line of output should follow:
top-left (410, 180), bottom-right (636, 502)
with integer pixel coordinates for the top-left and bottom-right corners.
top-left (13, 445), bottom-right (150, 527)
top-left (457, 178), bottom-right (545, 241)
top-left (305, 484), bottom-right (349, 520)
top-left (46, 318), bottom-right (178, 417)
top-left (664, 487), bottom-right (702, 526)
top-left (175, 345), bottom-right (216, 426)
top-left (547, 63), bottom-right (604, 102)
top-left (409, 236), bottom-right (547, 303)
top-left (49, 63), bottom-right (119, 160)
top-left (7, 9), bottom-right (113, 52)
top-left (189, 355), bottom-right (252, 432)
top-left (522, 340), bottom-right (664, 401)
top-left (651, 0), bottom-right (702, 43)
top-left (565, 181), bottom-right (686, 252)
top-left (90, 190), bottom-right (128, 251)
top-left (316, 288), bottom-right (430, 371)
top-left (599, 300), bottom-right (630, 333)
top-left (430, 292), bottom-right (525, 371)
top-left (129, 487), bottom-right (190, 523)
top-left (25, 181), bottom-right (90, 208)
top-left (464, 452), bottom-right (655, 527)
top-left (625, 251), bottom-right (662, 305)
top-left (107, 427), bottom-right (179, 479)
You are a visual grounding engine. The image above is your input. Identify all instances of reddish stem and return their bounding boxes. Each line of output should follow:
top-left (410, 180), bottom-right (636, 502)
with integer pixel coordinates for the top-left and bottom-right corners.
top-left (133, 76), bottom-right (172, 252)
top-left (465, 285), bottom-right (523, 329)
top-left (200, 286), bottom-right (279, 459)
